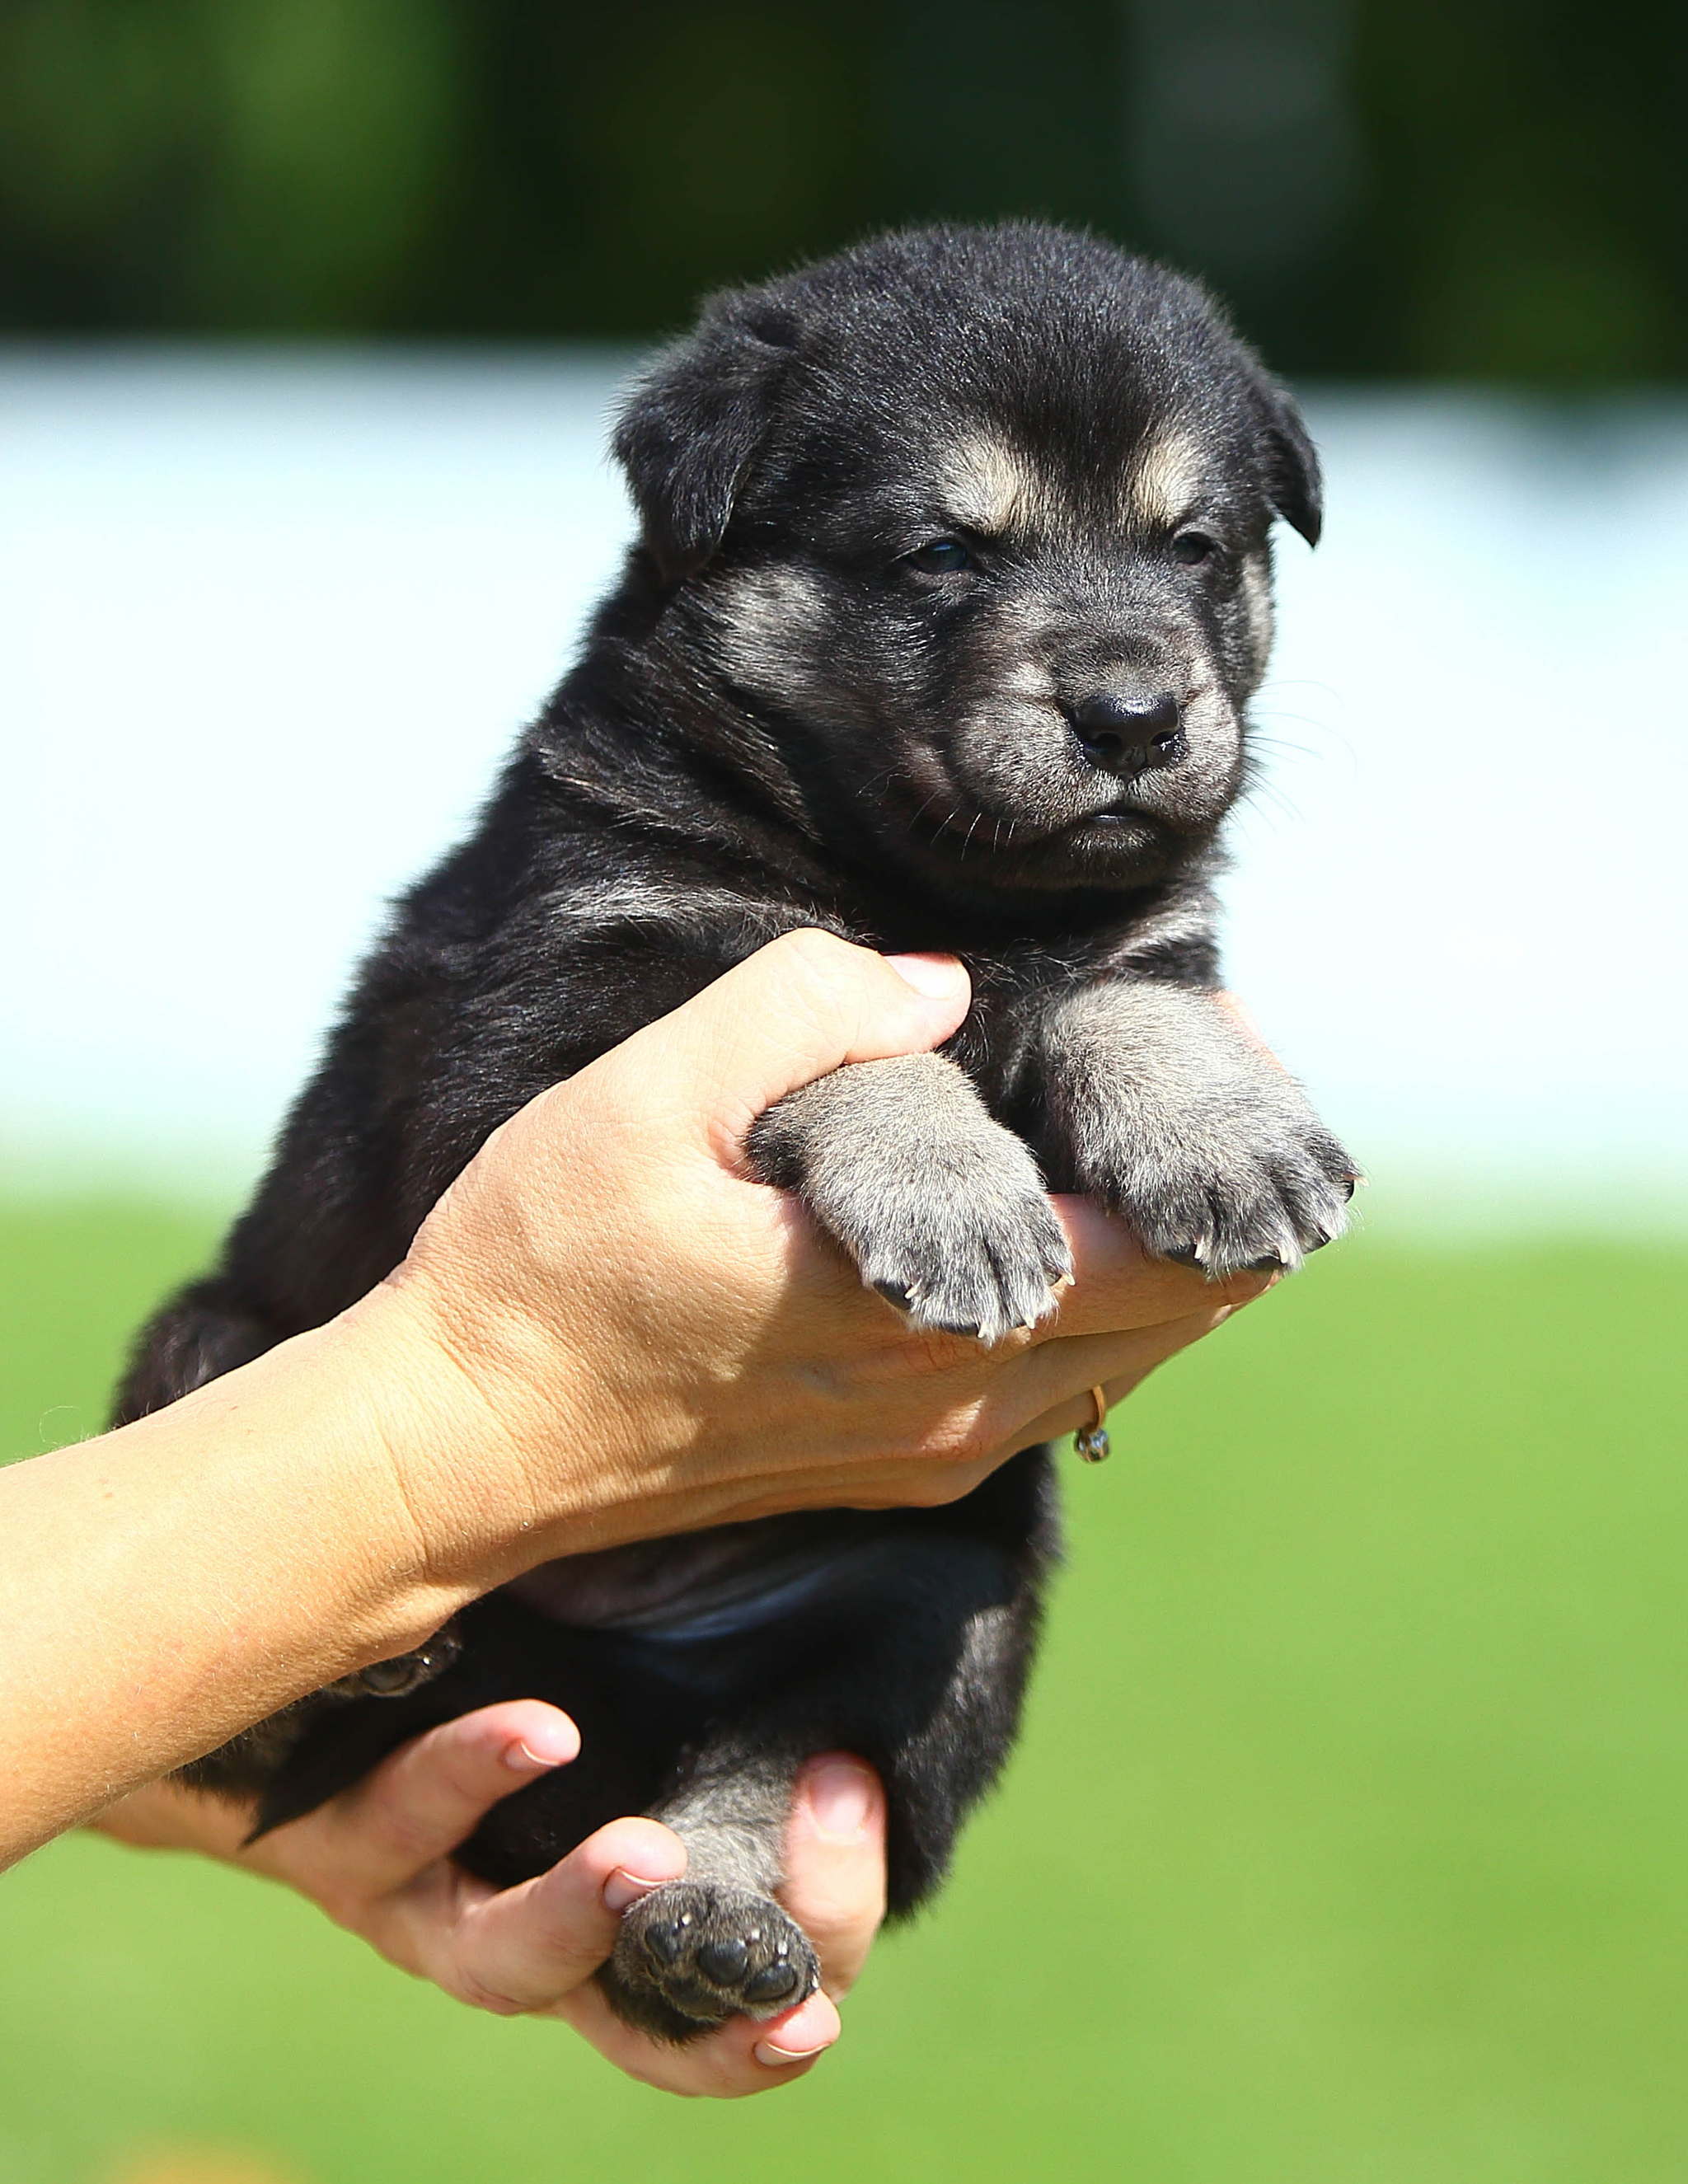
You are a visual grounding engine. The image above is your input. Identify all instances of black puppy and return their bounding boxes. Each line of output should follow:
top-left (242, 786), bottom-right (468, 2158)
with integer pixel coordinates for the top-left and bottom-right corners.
top-left (115, 223), bottom-right (1355, 2041)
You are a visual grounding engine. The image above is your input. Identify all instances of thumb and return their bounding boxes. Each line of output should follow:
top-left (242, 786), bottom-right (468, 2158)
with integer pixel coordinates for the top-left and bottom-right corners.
top-left (597, 929), bottom-right (971, 1151)
top-left (778, 1754), bottom-right (887, 1999)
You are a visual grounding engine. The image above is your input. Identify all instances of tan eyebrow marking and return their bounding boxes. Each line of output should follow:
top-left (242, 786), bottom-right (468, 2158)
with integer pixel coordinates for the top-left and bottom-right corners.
top-left (932, 429), bottom-right (1061, 535)
top-left (1128, 427), bottom-right (1204, 527)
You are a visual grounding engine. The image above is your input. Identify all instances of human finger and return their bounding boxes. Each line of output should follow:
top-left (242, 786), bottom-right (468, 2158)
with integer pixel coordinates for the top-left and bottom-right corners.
top-left (591, 930), bottom-right (973, 1155)
top-left (701, 1307), bottom-right (1240, 1516)
top-left (776, 1755), bottom-right (887, 2003)
top-left (551, 1972), bottom-right (844, 2097)
top-left (296, 1701), bottom-right (580, 1899)
top-left (443, 1815), bottom-right (687, 2014)
top-left (1003, 1302), bottom-right (1254, 1451)
top-left (1041, 1197), bottom-right (1277, 1339)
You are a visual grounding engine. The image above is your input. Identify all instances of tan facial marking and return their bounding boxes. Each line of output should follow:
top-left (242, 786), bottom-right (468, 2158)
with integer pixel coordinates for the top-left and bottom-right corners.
top-left (1240, 550), bottom-right (1274, 671)
top-left (1128, 428), bottom-right (1204, 527)
top-left (715, 564), bottom-right (832, 693)
top-left (935, 429), bottom-right (1057, 536)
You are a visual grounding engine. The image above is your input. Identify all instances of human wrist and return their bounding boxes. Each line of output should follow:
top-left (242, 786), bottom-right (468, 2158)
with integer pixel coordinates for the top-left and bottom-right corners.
top-left (348, 1260), bottom-right (604, 1595)
top-left (139, 1304), bottom-right (482, 1673)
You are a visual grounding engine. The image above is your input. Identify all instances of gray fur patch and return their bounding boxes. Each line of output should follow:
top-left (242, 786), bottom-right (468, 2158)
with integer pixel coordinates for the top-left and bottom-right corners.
top-left (713, 564), bottom-right (836, 708)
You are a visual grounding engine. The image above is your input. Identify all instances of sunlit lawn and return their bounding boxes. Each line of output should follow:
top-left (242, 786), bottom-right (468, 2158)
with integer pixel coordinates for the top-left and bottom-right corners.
top-left (2, 1199), bottom-right (1686, 2183)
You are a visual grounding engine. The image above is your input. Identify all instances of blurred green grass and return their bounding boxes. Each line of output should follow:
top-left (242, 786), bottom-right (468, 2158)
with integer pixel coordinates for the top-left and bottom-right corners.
top-left (2, 1200), bottom-right (1686, 2183)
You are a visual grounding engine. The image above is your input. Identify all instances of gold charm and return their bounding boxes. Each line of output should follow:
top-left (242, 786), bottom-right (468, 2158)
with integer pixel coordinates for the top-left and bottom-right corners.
top-left (1073, 1384), bottom-right (1111, 1464)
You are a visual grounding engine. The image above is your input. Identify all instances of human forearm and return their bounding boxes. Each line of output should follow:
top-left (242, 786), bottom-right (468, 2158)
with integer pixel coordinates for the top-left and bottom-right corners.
top-left (0, 1291), bottom-right (482, 1867)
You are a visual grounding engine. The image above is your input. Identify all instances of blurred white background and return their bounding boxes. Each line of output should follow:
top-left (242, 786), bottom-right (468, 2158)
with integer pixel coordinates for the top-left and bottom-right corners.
top-left (2, 350), bottom-right (1684, 1223)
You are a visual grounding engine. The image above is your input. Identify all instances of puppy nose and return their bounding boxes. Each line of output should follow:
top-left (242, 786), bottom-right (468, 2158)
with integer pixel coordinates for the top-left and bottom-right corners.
top-left (1071, 691), bottom-right (1184, 775)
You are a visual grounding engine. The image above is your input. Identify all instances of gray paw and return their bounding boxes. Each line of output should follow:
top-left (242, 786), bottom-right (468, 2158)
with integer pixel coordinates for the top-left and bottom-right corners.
top-left (855, 1147), bottom-right (1073, 1343)
top-left (1100, 1104), bottom-right (1357, 1277)
top-left (602, 1882), bottom-right (820, 2044)
top-left (1043, 988), bottom-right (1358, 1278)
top-left (749, 1051), bottom-right (1071, 1345)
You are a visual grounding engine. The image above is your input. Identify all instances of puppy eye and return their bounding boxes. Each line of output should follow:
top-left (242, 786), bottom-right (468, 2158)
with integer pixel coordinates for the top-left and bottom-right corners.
top-left (907, 538), bottom-right (971, 574)
top-left (1171, 531), bottom-right (1217, 566)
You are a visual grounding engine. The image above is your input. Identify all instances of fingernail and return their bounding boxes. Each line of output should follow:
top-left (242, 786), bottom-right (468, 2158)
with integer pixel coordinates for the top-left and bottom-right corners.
top-left (755, 2036), bottom-right (832, 2068)
top-left (603, 1868), bottom-right (669, 1914)
top-left (504, 1727), bottom-right (576, 1773)
top-left (804, 1758), bottom-right (875, 1841)
top-left (885, 952), bottom-right (968, 1001)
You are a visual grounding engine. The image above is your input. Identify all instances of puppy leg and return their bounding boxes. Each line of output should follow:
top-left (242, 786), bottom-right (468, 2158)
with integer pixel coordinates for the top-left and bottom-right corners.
top-left (749, 1052), bottom-right (1071, 1343)
top-left (602, 1741), bottom-right (820, 2042)
top-left (599, 1511), bottom-right (1048, 2042)
top-left (1033, 981), bottom-right (1357, 1277)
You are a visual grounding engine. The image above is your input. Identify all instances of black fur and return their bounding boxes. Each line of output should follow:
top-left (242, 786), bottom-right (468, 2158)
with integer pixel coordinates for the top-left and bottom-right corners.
top-left (115, 223), bottom-right (1353, 2041)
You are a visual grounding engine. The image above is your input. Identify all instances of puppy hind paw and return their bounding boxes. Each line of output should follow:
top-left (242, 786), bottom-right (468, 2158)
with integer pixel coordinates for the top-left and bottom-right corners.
top-left (602, 1882), bottom-right (821, 2044)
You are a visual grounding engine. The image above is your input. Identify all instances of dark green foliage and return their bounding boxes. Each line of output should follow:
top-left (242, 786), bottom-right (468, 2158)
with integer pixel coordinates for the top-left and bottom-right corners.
top-left (0, 0), bottom-right (1682, 380)
top-left (3, 1200), bottom-right (1687, 2177)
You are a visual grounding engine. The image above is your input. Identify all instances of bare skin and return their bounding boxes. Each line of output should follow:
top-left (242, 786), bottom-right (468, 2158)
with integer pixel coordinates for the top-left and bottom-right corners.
top-left (97, 1708), bottom-right (887, 2096)
top-left (4, 930), bottom-right (1269, 2092)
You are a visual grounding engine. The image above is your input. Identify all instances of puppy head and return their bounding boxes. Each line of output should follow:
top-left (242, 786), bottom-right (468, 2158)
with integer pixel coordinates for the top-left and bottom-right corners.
top-left (613, 224), bottom-right (1320, 898)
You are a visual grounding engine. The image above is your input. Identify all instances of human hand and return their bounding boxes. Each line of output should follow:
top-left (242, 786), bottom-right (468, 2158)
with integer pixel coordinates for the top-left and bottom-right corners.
top-left (96, 1702), bottom-right (886, 2098)
top-left (0, 935), bottom-right (1271, 1865)
top-left (375, 930), bottom-right (1275, 1591)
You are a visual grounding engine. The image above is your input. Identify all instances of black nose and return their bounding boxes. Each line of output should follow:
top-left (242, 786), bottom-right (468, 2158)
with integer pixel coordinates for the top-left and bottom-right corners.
top-left (1071, 691), bottom-right (1184, 775)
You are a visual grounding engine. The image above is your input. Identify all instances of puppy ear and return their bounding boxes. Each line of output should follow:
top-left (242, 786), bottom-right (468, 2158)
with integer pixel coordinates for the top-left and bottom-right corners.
top-left (1257, 382), bottom-right (1323, 547)
top-left (613, 299), bottom-right (797, 582)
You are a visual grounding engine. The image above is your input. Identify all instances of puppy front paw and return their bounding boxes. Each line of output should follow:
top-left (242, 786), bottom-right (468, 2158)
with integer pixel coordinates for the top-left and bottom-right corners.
top-left (853, 1147), bottom-right (1074, 1343)
top-left (1091, 1099), bottom-right (1357, 1277)
top-left (749, 1052), bottom-right (1071, 1344)
top-left (1043, 991), bottom-right (1358, 1278)
top-left (600, 1882), bottom-right (820, 2044)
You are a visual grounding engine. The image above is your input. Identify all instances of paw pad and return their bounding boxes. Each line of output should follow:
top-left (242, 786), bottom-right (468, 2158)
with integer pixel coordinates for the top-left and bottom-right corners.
top-left (607, 1881), bottom-right (820, 2037)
